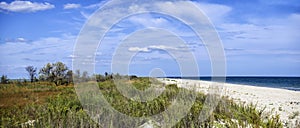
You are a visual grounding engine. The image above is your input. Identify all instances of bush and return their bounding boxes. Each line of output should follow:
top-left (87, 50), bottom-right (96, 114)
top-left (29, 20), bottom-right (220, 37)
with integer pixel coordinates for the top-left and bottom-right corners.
top-left (0, 75), bottom-right (9, 84)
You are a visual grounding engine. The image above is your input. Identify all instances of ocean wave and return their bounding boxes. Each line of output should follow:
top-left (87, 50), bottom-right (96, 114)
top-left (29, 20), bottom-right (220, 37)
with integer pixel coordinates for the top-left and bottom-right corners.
top-left (281, 87), bottom-right (300, 91)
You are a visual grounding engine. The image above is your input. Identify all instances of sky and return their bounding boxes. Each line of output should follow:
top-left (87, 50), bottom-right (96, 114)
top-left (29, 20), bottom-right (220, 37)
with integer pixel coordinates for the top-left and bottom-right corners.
top-left (0, 0), bottom-right (299, 78)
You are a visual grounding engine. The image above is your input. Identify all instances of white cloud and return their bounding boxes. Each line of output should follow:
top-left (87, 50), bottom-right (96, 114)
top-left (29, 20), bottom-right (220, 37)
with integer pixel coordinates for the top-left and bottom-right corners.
top-left (80, 11), bottom-right (90, 19)
top-left (219, 13), bottom-right (300, 50)
top-left (0, 34), bottom-right (76, 78)
top-left (83, 0), bottom-right (231, 31)
top-left (4, 37), bottom-right (28, 42)
top-left (128, 45), bottom-right (181, 53)
top-left (85, 3), bottom-right (101, 9)
top-left (0, 1), bottom-right (54, 13)
top-left (128, 47), bottom-right (150, 52)
top-left (79, 1), bottom-right (222, 69)
top-left (84, 1), bottom-right (108, 9)
top-left (56, 1), bottom-right (300, 75)
top-left (128, 15), bottom-right (168, 28)
top-left (64, 3), bottom-right (81, 9)
top-left (17, 37), bottom-right (26, 42)
top-left (79, 0), bottom-right (227, 65)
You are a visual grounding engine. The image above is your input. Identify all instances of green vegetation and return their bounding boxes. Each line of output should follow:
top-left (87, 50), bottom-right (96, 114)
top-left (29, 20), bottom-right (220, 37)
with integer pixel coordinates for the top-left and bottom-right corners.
top-left (0, 76), bottom-right (283, 127)
top-left (25, 66), bottom-right (37, 83)
top-left (39, 62), bottom-right (71, 86)
top-left (278, 106), bottom-right (283, 111)
top-left (0, 83), bottom-right (97, 127)
top-left (0, 75), bottom-right (9, 84)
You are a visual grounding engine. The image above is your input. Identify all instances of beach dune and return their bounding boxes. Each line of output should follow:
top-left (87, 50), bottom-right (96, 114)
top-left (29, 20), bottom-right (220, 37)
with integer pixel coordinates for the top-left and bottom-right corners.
top-left (158, 78), bottom-right (300, 127)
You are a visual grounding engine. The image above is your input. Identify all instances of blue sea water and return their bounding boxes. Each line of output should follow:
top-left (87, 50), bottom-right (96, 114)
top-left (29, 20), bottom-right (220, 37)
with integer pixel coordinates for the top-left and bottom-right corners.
top-left (166, 77), bottom-right (300, 91)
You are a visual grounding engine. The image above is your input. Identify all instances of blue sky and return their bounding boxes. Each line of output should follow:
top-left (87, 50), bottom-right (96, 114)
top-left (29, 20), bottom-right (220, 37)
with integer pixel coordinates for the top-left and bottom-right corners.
top-left (0, 0), bottom-right (299, 78)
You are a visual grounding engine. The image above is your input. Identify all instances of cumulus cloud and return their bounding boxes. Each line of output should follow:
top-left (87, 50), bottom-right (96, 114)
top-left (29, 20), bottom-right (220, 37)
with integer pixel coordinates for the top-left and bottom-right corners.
top-left (0, 0), bottom-right (54, 12)
top-left (64, 3), bottom-right (81, 9)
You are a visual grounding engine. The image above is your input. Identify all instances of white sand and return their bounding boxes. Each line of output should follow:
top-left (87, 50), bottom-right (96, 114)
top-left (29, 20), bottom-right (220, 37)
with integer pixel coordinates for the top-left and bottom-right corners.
top-left (158, 78), bottom-right (300, 127)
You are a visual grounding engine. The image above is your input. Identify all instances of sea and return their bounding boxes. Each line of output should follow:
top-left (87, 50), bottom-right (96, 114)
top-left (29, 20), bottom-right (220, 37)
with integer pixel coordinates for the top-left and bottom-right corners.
top-left (166, 77), bottom-right (300, 91)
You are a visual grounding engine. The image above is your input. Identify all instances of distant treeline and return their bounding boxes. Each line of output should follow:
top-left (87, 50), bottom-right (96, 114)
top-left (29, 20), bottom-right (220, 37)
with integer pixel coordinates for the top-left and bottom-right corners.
top-left (0, 62), bottom-right (137, 86)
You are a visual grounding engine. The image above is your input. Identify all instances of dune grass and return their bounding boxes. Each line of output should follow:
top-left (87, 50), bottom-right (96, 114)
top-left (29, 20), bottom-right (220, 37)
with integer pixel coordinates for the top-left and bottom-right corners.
top-left (0, 78), bottom-right (282, 127)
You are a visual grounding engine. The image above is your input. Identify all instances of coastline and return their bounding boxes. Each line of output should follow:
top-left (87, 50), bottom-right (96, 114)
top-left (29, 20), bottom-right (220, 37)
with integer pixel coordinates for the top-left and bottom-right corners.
top-left (158, 78), bottom-right (300, 127)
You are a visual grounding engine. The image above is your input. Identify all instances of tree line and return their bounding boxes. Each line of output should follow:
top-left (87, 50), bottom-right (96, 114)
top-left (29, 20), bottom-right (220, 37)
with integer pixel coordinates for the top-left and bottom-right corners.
top-left (1, 62), bottom-right (73, 86)
top-left (1, 62), bottom-right (138, 86)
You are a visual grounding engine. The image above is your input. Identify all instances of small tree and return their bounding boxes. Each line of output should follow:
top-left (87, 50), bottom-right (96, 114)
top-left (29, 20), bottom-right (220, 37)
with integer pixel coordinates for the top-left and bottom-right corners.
top-left (96, 74), bottom-right (105, 82)
top-left (51, 62), bottom-right (68, 86)
top-left (39, 62), bottom-right (68, 86)
top-left (105, 72), bottom-right (108, 78)
top-left (25, 66), bottom-right (37, 83)
top-left (0, 75), bottom-right (9, 84)
top-left (104, 72), bottom-right (113, 80)
top-left (39, 63), bottom-right (53, 81)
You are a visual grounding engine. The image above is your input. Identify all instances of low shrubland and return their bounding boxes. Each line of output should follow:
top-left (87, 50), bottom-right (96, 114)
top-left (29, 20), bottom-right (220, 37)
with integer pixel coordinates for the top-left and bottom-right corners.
top-left (0, 77), bottom-right (282, 127)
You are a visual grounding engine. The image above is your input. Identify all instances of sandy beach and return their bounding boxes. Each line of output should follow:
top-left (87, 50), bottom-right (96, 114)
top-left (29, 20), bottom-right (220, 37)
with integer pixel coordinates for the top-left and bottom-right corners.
top-left (158, 78), bottom-right (300, 127)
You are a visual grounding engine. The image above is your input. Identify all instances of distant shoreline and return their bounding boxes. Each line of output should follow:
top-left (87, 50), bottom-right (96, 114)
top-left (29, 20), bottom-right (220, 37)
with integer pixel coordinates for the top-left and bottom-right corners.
top-left (162, 76), bottom-right (300, 91)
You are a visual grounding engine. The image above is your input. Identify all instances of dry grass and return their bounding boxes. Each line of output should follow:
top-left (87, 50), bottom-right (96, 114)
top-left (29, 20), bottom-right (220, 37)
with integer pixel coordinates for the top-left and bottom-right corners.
top-left (0, 83), bottom-right (72, 108)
